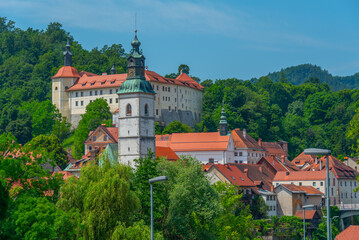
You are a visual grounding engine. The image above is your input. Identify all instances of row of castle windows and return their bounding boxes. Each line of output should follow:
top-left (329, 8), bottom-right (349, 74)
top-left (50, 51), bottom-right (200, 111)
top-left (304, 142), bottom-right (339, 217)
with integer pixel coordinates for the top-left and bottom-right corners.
top-left (75, 98), bottom-right (119, 106)
top-left (125, 104), bottom-right (149, 116)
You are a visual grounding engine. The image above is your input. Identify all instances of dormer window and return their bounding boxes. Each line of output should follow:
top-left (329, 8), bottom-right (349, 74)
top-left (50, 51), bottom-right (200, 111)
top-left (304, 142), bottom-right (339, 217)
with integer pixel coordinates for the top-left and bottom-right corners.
top-left (126, 104), bottom-right (132, 116)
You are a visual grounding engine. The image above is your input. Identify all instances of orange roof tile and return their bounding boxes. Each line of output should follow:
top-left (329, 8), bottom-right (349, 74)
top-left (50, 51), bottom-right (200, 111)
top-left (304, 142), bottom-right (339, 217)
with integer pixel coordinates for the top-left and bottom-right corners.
top-left (52, 66), bottom-right (80, 79)
top-left (175, 73), bottom-right (204, 90)
top-left (66, 70), bottom-right (203, 91)
top-left (231, 129), bottom-right (265, 150)
top-left (304, 155), bottom-right (358, 179)
top-left (295, 210), bottom-right (319, 220)
top-left (262, 142), bottom-right (289, 157)
top-left (233, 164), bottom-right (275, 192)
top-left (258, 156), bottom-right (290, 172)
top-left (280, 184), bottom-right (323, 195)
top-left (156, 146), bottom-right (179, 161)
top-left (273, 170), bottom-right (327, 181)
top-left (210, 164), bottom-right (256, 187)
top-left (156, 132), bottom-right (230, 151)
top-left (54, 171), bottom-right (76, 180)
top-left (293, 151), bottom-right (316, 166)
top-left (335, 225), bottom-right (359, 240)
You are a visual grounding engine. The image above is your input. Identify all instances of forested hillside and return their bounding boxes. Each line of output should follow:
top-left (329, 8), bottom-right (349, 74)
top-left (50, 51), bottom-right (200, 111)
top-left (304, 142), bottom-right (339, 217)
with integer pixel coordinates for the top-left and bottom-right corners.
top-left (254, 64), bottom-right (359, 91)
top-left (0, 17), bottom-right (127, 144)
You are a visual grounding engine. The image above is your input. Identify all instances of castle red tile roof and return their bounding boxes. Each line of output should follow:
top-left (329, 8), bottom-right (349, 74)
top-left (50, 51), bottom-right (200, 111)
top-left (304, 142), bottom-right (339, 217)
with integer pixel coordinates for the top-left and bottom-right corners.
top-left (52, 66), bottom-right (81, 79)
top-left (304, 155), bottom-right (358, 179)
top-left (262, 141), bottom-right (289, 157)
top-left (156, 146), bottom-right (179, 161)
top-left (231, 129), bottom-right (265, 150)
top-left (335, 225), bottom-right (359, 240)
top-left (258, 156), bottom-right (290, 172)
top-left (175, 73), bottom-right (204, 89)
top-left (273, 170), bottom-right (327, 181)
top-left (295, 210), bottom-right (320, 220)
top-left (209, 164), bottom-right (256, 187)
top-left (156, 132), bottom-right (230, 151)
top-left (65, 70), bottom-right (203, 91)
top-left (280, 184), bottom-right (323, 195)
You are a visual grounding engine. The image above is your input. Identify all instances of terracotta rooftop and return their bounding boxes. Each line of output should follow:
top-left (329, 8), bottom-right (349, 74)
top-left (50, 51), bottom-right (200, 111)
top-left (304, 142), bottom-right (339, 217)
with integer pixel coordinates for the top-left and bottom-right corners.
top-left (231, 129), bottom-right (265, 150)
top-left (156, 146), bottom-right (179, 161)
top-left (295, 210), bottom-right (319, 220)
top-left (84, 125), bottom-right (119, 144)
top-left (52, 66), bottom-right (81, 79)
top-left (156, 132), bottom-right (230, 151)
top-left (54, 171), bottom-right (76, 180)
top-left (65, 70), bottom-right (203, 91)
top-left (262, 141), bottom-right (289, 157)
top-left (293, 151), bottom-right (316, 166)
top-left (280, 184), bottom-right (324, 195)
top-left (335, 225), bottom-right (359, 240)
top-left (209, 164), bottom-right (256, 187)
top-left (304, 155), bottom-right (358, 179)
top-left (273, 170), bottom-right (327, 181)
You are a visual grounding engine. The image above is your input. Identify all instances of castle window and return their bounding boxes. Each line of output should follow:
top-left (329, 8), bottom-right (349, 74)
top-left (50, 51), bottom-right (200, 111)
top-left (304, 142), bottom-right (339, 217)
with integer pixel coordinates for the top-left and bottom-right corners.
top-left (81, 101), bottom-right (84, 106)
top-left (100, 90), bottom-right (103, 95)
top-left (110, 89), bottom-right (112, 94)
top-left (81, 92), bottom-right (84, 97)
top-left (175, 88), bottom-right (176, 93)
top-left (168, 97), bottom-right (170, 101)
top-left (126, 104), bottom-right (132, 116)
top-left (116, 98), bottom-right (119, 103)
top-left (162, 86), bottom-right (164, 91)
top-left (109, 98), bottom-right (112, 104)
top-left (156, 109), bottom-right (158, 115)
top-left (175, 107), bottom-right (177, 111)
top-left (165, 97), bottom-right (167, 101)
top-left (75, 101), bottom-right (78, 106)
top-left (145, 104), bottom-right (149, 115)
top-left (90, 91), bottom-right (92, 96)
top-left (175, 98), bottom-right (176, 102)
top-left (163, 96), bottom-right (164, 101)
top-left (95, 91), bottom-right (98, 95)
top-left (89, 146), bottom-right (92, 151)
top-left (168, 87), bottom-right (170, 92)
top-left (169, 106), bottom-right (171, 111)
top-left (76, 92), bottom-right (78, 97)
top-left (157, 86), bottom-right (159, 90)
top-left (104, 136), bottom-right (107, 141)
top-left (55, 87), bottom-right (58, 90)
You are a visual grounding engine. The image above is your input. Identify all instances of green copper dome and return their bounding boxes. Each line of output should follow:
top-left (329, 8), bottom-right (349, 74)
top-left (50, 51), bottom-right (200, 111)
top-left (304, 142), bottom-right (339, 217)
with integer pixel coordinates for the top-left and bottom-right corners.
top-left (117, 78), bottom-right (156, 94)
top-left (219, 107), bottom-right (227, 124)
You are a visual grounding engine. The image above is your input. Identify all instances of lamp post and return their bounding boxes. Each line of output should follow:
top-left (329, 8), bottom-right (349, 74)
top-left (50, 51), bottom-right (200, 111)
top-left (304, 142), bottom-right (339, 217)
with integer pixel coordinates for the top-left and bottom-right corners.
top-left (149, 176), bottom-right (168, 240)
top-left (304, 148), bottom-right (331, 240)
top-left (302, 204), bottom-right (315, 240)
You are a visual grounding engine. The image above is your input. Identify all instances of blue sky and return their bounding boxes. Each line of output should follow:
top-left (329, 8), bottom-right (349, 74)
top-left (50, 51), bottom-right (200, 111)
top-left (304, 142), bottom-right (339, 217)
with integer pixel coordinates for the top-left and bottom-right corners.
top-left (1, 0), bottom-right (359, 81)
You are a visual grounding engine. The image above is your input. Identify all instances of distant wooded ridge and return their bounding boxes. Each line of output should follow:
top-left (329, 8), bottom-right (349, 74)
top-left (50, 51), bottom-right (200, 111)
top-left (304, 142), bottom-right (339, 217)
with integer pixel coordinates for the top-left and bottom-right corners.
top-left (251, 64), bottom-right (359, 91)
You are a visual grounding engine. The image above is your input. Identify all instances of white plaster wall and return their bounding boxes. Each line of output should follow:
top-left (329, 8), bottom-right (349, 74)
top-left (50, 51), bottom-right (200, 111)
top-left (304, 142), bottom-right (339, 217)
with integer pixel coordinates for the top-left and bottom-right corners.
top-left (338, 179), bottom-right (359, 204)
top-left (175, 151), bottom-right (226, 164)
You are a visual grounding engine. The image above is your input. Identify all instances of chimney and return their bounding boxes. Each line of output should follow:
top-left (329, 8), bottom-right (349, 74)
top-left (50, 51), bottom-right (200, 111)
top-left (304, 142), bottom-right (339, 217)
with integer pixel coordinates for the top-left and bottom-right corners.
top-left (259, 166), bottom-right (263, 173)
top-left (258, 138), bottom-right (262, 147)
top-left (320, 159), bottom-right (322, 170)
top-left (243, 128), bottom-right (247, 138)
top-left (286, 171), bottom-right (289, 176)
top-left (271, 184), bottom-right (274, 192)
top-left (244, 169), bottom-right (248, 176)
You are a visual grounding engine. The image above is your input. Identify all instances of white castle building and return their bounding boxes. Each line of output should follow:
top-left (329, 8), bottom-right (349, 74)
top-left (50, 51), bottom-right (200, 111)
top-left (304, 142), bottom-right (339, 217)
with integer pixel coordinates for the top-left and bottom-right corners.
top-left (51, 37), bottom-right (204, 128)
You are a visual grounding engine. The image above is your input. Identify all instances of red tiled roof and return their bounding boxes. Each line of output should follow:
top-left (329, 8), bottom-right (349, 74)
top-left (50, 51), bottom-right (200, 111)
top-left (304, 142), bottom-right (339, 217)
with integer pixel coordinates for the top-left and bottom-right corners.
top-left (156, 146), bottom-right (179, 161)
top-left (66, 70), bottom-right (203, 91)
top-left (202, 164), bottom-right (212, 172)
top-left (258, 156), bottom-right (290, 173)
top-left (54, 171), bottom-right (76, 180)
top-left (210, 164), bottom-right (256, 187)
top-left (156, 132), bottom-right (230, 151)
top-left (293, 151), bottom-right (316, 166)
top-left (79, 71), bottom-right (99, 77)
top-left (52, 66), bottom-right (80, 79)
top-left (231, 129), bottom-right (265, 150)
top-left (175, 73), bottom-right (204, 90)
top-left (335, 225), bottom-right (359, 240)
top-left (280, 184), bottom-right (323, 195)
top-left (295, 210), bottom-right (319, 220)
top-left (304, 155), bottom-right (358, 179)
top-left (262, 141), bottom-right (289, 157)
top-left (273, 170), bottom-right (327, 181)
top-left (105, 127), bottom-right (119, 142)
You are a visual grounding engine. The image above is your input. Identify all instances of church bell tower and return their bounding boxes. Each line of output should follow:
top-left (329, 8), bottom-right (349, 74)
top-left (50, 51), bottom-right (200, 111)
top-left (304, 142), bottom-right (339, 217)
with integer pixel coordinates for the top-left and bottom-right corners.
top-left (117, 31), bottom-right (156, 167)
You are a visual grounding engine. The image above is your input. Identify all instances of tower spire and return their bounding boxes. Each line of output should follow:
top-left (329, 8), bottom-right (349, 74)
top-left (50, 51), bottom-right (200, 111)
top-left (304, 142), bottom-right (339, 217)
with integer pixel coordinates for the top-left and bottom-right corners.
top-left (219, 106), bottom-right (228, 136)
top-left (64, 36), bottom-right (72, 66)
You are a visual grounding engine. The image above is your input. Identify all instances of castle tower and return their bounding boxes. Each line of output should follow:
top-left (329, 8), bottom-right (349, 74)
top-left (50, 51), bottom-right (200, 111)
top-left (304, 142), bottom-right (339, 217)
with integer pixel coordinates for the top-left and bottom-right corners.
top-left (52, 37), bottom-right (80, 121)
top-left (219, 107), bottom-right (228, 136)
top-left (117, 31), bottom-right (156, 167)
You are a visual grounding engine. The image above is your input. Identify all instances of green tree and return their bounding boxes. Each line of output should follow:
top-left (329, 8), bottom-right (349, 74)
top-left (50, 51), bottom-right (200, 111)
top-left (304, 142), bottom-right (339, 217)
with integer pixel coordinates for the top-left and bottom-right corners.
top-left (162, 121), bottom-right (192, 134)
top-left (178, 64), bottom-right (190, 74)
top-left (57, 159), bottom-right (139, 240)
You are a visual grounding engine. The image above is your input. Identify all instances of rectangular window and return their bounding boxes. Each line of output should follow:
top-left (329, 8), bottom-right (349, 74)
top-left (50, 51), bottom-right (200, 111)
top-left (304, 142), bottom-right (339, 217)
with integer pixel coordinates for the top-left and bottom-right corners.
top-left (75, 92), bottom-right (78, 97)
top-left (100, 90), bottom-right (103, 95)
top-left (168, 97), bottom-right (170, 101)
top-left (169, 106), bottom-right (171, 111)
top-left (239, 152), bottom-right (243, 156)
top-left (110, 89), bottom-right (112, 94)
top-left (95, 90), bottom-right (98, 95)
top-left (313, 182), bottom-right (316, 186)
top-left (333, 179), bottom-right (336, 186)
top-left (109, 98), bottom-right (112, 104)
top-left (168, 87), bottom-right (170, 92)
top-left (75, 101), bottom-right (78, 106)
top-left (116, 98), bottom-right (119, 103)
top-left (175, 88), bottom-right (176, 93)
top-left (81, 92), bottom-right (84, 97)
top-left (81, 101), bottom-right (83, 106)
top-left (156, 109), bottom-right (158, 115)
top-left (163, 96), bottom-right (165, 101)
top-left (234, 152), bottom-right (238, 156)
top-left (208, 158), bottom-right (214, 163)
top-left (175, 98), bottom-right (177, 102)
top-left (90, 91), bottom-right (92, 96)
top-left (163, 86), bottom-right (164, 91)
top-left (299, 182), bottom-right (302, 186)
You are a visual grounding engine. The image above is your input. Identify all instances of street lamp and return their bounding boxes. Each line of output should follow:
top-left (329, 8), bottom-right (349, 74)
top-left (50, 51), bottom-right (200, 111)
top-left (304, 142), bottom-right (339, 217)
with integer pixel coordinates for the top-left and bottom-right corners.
top-left (149, 176), bottom-right (168, 240)
top-left (302, 204), bottom-right (315, 240)
top-left (304, 148), bottom-right (331, 240)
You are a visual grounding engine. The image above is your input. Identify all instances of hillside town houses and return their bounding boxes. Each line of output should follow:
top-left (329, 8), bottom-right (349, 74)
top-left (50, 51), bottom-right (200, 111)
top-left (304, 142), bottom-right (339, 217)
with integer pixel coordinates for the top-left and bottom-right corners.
top-left (52, 32), bottom-right (359, 224)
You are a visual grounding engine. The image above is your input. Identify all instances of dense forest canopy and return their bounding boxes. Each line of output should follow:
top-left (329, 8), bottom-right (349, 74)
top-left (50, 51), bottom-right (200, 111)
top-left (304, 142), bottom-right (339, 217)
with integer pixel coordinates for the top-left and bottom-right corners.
top-left (1, 17), bottom-right (359, 160)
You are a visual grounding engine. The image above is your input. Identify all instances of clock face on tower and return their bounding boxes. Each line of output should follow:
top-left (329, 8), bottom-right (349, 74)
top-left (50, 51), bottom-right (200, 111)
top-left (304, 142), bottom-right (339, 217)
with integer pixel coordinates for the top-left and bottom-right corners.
top-left (128, 68), bottom-right (135, 77)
